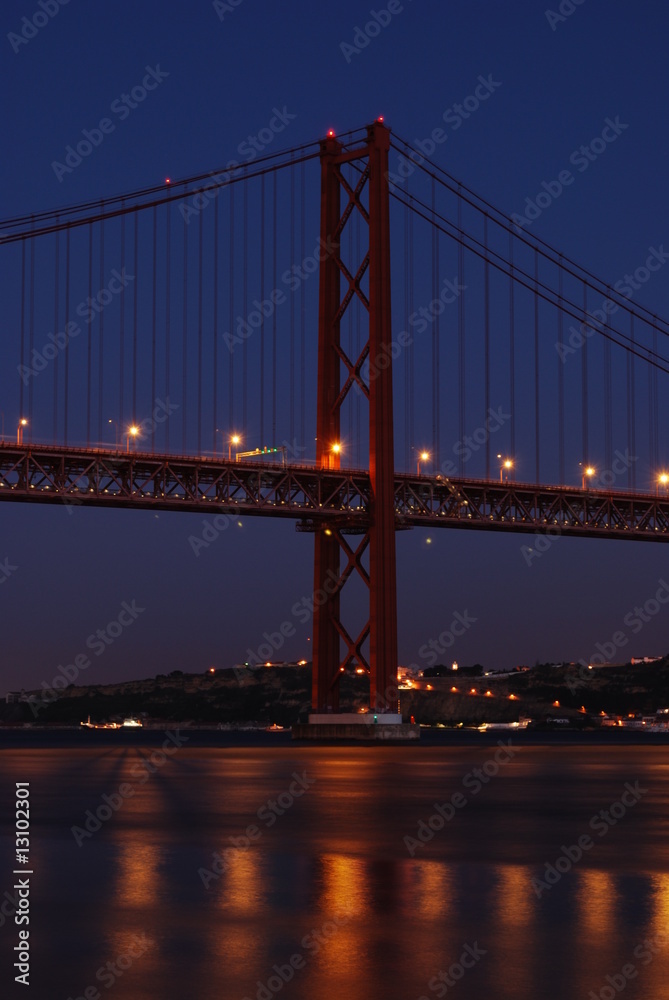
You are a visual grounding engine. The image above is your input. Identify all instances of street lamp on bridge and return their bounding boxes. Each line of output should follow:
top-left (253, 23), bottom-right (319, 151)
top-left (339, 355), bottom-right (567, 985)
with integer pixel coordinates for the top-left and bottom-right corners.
top-left (126, 425), bottom-right (139, 453)
top-left (417, 450), bottom-right (429, 475)
top-left (497, 454), bottom-right (513, 482)
top-left (17, 418), bottom-right (27, 445)
top-left (580, 463), bottom-right (595, 490)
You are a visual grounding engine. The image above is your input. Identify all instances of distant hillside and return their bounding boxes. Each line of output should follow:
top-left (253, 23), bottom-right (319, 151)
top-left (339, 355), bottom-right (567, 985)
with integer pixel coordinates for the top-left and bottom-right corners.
top-left (0, 666), bottom-right (364, 727)
top-left (2, 656), bottom-right (669, 727)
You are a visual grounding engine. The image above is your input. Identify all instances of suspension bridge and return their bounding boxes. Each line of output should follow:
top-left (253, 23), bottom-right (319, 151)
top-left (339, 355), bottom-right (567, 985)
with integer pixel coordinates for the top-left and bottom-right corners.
top-left (2, 119), bottom-right (669, 715)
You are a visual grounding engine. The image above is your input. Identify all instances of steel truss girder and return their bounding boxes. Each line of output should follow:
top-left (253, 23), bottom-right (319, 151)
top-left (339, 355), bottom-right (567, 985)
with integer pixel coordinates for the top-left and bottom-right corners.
top-left (4, 446), bottom-right (669, 540)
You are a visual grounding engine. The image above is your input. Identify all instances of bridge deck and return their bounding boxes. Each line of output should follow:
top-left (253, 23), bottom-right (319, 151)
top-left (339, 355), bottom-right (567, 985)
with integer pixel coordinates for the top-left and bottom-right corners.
top-left (1, 443), bottom-right (669, 542)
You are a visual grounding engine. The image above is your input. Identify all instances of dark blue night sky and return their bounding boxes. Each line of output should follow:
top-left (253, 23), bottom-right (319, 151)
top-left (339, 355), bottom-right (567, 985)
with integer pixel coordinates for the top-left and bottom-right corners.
top-left (2, 0), bottom-right (669, 692)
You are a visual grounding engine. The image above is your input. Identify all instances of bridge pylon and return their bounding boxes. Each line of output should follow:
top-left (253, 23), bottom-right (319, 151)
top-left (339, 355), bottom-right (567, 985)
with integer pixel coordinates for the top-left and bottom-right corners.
top-left (311, 120), bottom-right (399, 716)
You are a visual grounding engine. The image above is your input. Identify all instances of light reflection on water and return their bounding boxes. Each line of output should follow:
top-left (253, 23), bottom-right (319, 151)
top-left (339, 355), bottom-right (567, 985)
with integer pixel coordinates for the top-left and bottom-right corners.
top-left (2, 744), bottom-right (669, 998)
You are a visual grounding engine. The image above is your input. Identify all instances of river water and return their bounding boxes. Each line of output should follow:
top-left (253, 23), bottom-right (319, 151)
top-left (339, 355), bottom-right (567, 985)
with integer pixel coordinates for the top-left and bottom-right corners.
top-left (2, 733), bottom-right (669, 999)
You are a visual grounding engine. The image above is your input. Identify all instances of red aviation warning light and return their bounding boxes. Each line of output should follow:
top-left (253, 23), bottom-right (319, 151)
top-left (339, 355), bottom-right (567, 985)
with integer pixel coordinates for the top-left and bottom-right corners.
top-left (165, 177), bottom-right (171, 184)
top-left (376, 116), bottom-right (384, 122)
top-left (327, 129), bottom-right (335, 138)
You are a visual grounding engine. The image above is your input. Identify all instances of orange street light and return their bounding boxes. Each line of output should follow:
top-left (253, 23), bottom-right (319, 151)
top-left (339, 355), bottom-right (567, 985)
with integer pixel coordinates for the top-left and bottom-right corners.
top-left (126, 425), bottom-right (139, 453)
top-left (329, 442), bottom-right (342, 470)
top-left (497, 455), bottom-right (513, 482)
top-left (229, 433), bottom-right (241, 461)
top-left (17, 418), bottom-right (28, 445)
top-left (580, 463), bottom-right (595, 489)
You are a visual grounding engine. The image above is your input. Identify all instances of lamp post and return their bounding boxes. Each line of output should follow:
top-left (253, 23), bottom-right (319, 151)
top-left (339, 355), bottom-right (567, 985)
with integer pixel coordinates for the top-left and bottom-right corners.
top-left (126, 425), bottom-right (139, 453)
top-left (580, 464), bottom-right (595, 490)
top-left (229, 434), bottom-right (240, 461)
top-left (417, 450), bottom-right (429, 475)
top-left (497, 454), bottom-right (513, 482)
top-left (17, 418), bottom-right (27, 445)
top-left (657, 473), bottom-right (669, 496)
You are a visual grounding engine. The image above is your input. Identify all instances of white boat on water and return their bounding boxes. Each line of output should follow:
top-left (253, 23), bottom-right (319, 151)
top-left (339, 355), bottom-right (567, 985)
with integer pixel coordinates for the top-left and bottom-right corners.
top-left (478, 719), bottom-right (531, 732)
top-left (80, 715), bottom-right (142, 729)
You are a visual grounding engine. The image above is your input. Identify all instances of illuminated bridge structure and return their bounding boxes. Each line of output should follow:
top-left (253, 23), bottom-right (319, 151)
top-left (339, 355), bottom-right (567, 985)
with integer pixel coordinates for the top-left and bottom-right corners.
top-left (3, 120), bottom-right (669, 712)
top-left (4, 445), bottom-right (669, 542)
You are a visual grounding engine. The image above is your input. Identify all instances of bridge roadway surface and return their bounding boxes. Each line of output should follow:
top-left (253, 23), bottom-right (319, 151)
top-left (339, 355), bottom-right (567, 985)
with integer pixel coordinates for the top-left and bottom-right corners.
top-left (2, 442), bottom-right (669, 542)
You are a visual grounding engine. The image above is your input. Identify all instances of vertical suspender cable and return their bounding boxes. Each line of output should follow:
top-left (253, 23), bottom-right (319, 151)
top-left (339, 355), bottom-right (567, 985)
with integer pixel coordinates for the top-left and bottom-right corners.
top-left (484, 214), bottom-right (490, 480)
top-left (534, 249), bottom-right (540, 483)
top-left (604, 291), bottom-right (612, 473)
top-left (431, 178), bottom-right (439, 468)
top-left (457, 190), bottom-right (465, 477)
top-left (272, 170), bottom-right (277, 443)
top-left (132, 212), bottom-right (138, 427)
top-left (19, 239), bottom-right (26, 428)
top-left (407, 187), bottom-right (414, 472)
top-left (409, 202), bottom-right (414, 473)
top-left (349, 204), bottom-right (354, 462)
top-left (229, 185), bottom-right (234, 431)
top-left (213, 193), bottom-right (219, 456)
top-left (356, 209), bottom-right (361, 466)
top-left (243, 178), bottom-right (248, 436)
top-left (404, 198), bottom-right (409, 471)
top-left (182, 201), bottom-right (188, 451)
top-left (120, 209), bottom-right (125, 432)
top-left (260, 174), bottom-right (265, 444)
top-left (628, 314), bottom-right (635, 488)
top-left (64, 225), bottom-right (70, 445)
top-left (53, 225), bottom-right (60, 441)
top-left (165, 204), bottom-right (171, 454)
top-left (198, 208), bottom-right (203, 455)
top-left (87, 223), bottom-right (93, 446)
top-left (582, 282), bottom-right (588, 464)
top-left (29, 222), bottom-right (34, 434)
top-left (509, 232), bottom-right (515, 465)
top-left (290, 156), bottom-right (295, 446)
top-left (647, 329), bottom-right (653, 477)
top-left (558, 259), bottom-right (564, 483)
top-left (300, 160), bottom-right (306, 452)
top-left (98, 206), bottom-right (104, 442)
top-left (151, 208), bottom-right (157, 451)
top-left (404, 190), bottom-right (410, 471)
top-left (653, 323), bottom-right (659, 472)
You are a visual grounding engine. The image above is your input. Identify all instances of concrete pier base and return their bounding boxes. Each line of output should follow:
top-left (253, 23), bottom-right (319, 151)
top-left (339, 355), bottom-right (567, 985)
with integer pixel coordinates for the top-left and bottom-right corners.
top-left (292, 713), bottom-right (420, 741)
